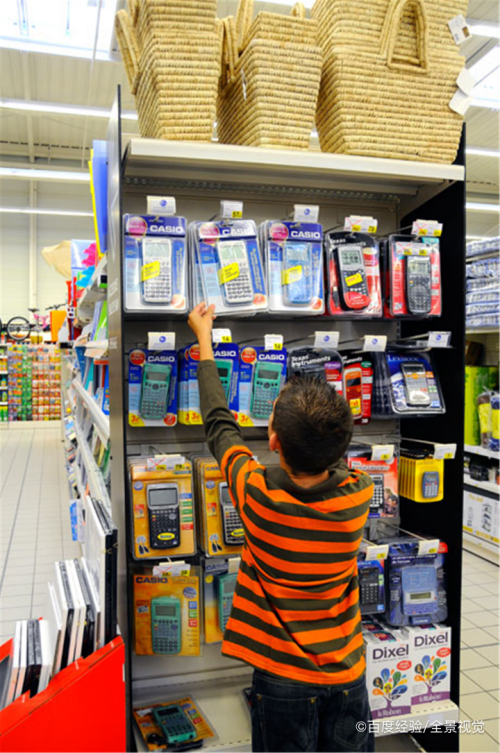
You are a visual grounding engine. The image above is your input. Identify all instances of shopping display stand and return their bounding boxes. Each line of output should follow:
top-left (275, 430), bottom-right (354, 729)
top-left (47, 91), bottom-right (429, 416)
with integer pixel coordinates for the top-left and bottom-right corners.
top-left (106, 87), bottom-right (465, 752)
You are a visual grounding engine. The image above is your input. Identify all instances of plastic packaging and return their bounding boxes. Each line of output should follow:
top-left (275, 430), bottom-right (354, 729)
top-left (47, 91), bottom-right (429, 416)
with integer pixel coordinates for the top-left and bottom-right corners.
top-left (287, 346), bottom-right (343, 391)
top-left (193, 456), bottom-right (244, 558)
top-left (384, 235), bottom-right (442, 318)
top-left (347, 446), bottom-right (399, 517)
top-left (178, 343), bottom-right (239, 426)
top-left (202, 558), bottom-right (240, 643)
top-left (372, 350), bottom-right (446, 417)
top-left (260, 220), bottom-right (324, 314)
top-left (128, 348), bottom-right (178, 428)
top-left (238, 345), bottom-right (287, 427)
top-left (325, 231), bottom-right (382, 317)
top-left (343, 354), bottom-right (374, 425)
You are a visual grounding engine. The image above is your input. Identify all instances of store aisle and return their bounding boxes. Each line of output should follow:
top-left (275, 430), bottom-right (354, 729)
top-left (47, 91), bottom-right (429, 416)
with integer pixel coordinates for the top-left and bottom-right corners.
top-left (0, 422), bottom-right (81, 644)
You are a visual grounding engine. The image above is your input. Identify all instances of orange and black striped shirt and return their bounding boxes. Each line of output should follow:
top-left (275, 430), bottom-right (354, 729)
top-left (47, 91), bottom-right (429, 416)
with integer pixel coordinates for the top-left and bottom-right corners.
top-left (198, 360), bottom-right (373, 685)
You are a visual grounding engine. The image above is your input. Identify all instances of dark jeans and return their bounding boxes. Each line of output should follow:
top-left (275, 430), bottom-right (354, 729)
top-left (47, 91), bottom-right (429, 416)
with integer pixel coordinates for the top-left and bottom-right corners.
top-left (251, 669), bottom-right (375, 753)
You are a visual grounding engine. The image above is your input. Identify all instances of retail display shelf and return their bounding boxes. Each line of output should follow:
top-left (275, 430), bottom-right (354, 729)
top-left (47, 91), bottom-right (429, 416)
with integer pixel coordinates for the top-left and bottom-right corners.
top-left (463, 531), bottom-right (499, 564)
top-left (465, 328), bottom-right (499, 335)
top-left (124, 138), bottom-right (464, 196)
top-left (464, 444), bottom-right (499, 460)
top-left (466, 251), bottom-right (499, 262)
top-left (77, 256), bottom-right (108, 311)
top-left (73, 378), bottom-right (110, 443)
top-left (463, 476), bottom-right (499, 495)
top-left (73, 419), bottom-right (110, 511)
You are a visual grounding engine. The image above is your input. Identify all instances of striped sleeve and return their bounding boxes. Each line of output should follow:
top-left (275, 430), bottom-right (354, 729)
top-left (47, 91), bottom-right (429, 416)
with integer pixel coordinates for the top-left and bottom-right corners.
top-left (220, 445), bottom-right (257, 516)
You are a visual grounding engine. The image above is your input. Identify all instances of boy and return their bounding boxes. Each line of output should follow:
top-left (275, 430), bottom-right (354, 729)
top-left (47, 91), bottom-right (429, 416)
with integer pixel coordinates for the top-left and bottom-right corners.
top-left (188, 303), bottom-right (374, 753)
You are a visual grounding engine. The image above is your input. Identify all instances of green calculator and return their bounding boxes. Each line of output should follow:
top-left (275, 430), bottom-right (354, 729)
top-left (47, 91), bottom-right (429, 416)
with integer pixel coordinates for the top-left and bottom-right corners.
top-left (153, 704), bottom-right (197, 746)
top-left (151, 596), bottom-right (181, 654)
top-left (215, 358), bottom-right (233, 401)
top-left (216, 572), bottom-right (238, 632)
top-left (250, 361), bottom-right (282, 419)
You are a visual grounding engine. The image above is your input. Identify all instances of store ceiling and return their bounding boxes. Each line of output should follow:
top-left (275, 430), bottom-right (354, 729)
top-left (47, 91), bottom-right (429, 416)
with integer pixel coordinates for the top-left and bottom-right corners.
top-left (0, 0), bottom-right (498, 237)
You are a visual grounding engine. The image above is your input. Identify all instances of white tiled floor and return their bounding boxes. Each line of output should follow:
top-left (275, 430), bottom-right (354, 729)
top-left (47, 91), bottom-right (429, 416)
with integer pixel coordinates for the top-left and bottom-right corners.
top-left (0, 422), bottom-right (498, 752)
top-left (0, 422), bottom-right (81, 643)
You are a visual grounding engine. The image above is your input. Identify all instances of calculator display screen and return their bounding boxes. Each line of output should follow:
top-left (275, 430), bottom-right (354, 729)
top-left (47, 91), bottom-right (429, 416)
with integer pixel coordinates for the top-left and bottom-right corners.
top-left (161, 707), bottom-right (179, 716)
top-left (220, 486), bottom-right (232, 505)
top-left (410, 592), bottom-right (431, 600)
top-left (340, 248), bottom-right (363, 266)
top-left (258, 368), bottom-right (278, 380)
top-left (149, 372), bottom-right (169, 381)
top-left (156, 606), bottom-right (176, 616)
top-left (149, 488), bottom-right (177, 506)
top-left (224, 580), bottom-right (236, 593)
top-left (217, 366), bottom-right (230, 378)
top-left (346, 377), bottom-right (361, 388)
top-left (409, 260), bottom-right (429, 274)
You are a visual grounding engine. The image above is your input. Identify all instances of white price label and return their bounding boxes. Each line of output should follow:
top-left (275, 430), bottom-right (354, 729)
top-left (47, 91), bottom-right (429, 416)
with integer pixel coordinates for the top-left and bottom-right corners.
top-left (411, 220), bottom-right (443, 238)
top-left (450, 89), bottom-right (472, 116)
top-left (371, 444), bottom-right (395, 463)
top-left (220, 200), bottom-right (243, 219)
top-left (147, 454), bottom-right (185, 471)
top-left (314, 331), bottom-right (340, 349)
top-left (344, 216), bottom-right (378, 234)
top-left (148, 332), bottom-right (176, 351)
top-left (363, 335), bottom-right (387, 352)
top-left (213, 328), bottom-right (232, 344)
top-left (417, 539), bottom-right (440, 556)
top-left (448, 15), bottom-right (470, 45)
top-left (457, 67), bottom-right (476, 96)
top-left (293, 204), bottom-right (320, 223)
top-left (153, 562), bottom-right (191, 576)
top-left (365, 544), bottom-right (389, 561)
top-left (147, 196), bottom-right (176, 216)
top-left (265, 334), bottom-right (284, 351)
top-left (227, 557), bottom-right (242, 574)
top-left (434, 443), bottom-right (457, 460)
top-left (428, 331), bottom-right (451, 348)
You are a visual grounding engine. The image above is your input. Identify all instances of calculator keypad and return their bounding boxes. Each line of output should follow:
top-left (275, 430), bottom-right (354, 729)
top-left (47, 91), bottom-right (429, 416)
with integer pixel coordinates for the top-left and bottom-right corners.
top-left (252, 385), bottom-right (279, 419)
top-left (224, 274), bottom-right (253, 304)
top-left (143, 258), bottom-right (172, 303)
top-left (150, 510), bottom-right (178, 548)
top-left (223, 507), bottom-right (245, 546)
top-left (153, 622), bottom-right (180, 653)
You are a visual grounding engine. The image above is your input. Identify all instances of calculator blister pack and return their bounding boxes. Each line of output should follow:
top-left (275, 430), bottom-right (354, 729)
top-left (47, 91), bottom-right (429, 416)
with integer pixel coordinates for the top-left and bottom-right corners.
top-left (346, 446), bottom-right (399, 518)
top-left (325, 232), bottom-right (382, 318)
top-left (133, 696), bottom-right (216, 751)
top-left (178, 344), bottom-right (239, 426)
top-left (372, 351), bottom-right (446, 417)
top-left (191, 219), bottom-right (268, 316)
top-left (123, 214), bottom-right (188, 314)
top-left (384, 235), bottom-right (442, 319)
top-left (203, 558), bottom-right (240, 643)
top-left (260, 220), bottom-right (325, 314)
top-left (133, 570), bottom-right (201, 656)
top-left (129, 458), bottom-right (196, 561)
top-left (238, 346), bottom-right (287, 428)
top-left (128, 348), bottom-right (178, 428)
top-left (342, 354), bottom-right (374, 425)
top-left (193, 457), bottom-right (244, 558)
top-left (287, 347), bottom-right (343, 392)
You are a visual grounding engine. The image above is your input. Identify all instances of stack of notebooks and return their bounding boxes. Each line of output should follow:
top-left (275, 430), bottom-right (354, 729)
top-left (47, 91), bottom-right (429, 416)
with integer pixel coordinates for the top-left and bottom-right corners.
top-left (0, 619), bottom-right (52, 710)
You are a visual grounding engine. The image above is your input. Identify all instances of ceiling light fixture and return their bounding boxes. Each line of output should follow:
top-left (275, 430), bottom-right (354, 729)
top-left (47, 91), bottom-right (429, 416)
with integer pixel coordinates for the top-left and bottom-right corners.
top-left (466, 202), bottom-right (500, 213)
top-left (0, 167), bottom-right (90, 182)
top-left (467, 21), bottom-right (500, 39)
top-left (466, 147), bottom-right (500, 158)
top-left (0, 98), bottom-right (138, 120)
top-left (0, 207), bottom-right (93, 217)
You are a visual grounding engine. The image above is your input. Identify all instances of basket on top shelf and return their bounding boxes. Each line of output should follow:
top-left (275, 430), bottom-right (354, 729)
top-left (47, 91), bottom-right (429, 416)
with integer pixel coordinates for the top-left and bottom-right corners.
top-left (217, 0), bottom-right (323, 149)
top-left (115, 0), bottom-right (222, 142)
top-left (311, 0), bottom-right (466, 162)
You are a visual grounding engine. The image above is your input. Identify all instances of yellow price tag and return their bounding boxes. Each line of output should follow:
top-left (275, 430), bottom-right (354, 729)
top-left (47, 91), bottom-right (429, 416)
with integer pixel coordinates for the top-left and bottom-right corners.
top-left (352, 223), bottom-right (362, 232)
top-left (273, 342), bottom-right (283, 350)
top-left (346, 272), bottom-right (363, 287)
top-left (403, 248), bottom-right (413, 255)
top-left (282, 265), bottom-right (302, 285)
top-left (418, 228), bottom-right (427, 236)
top-left (174, 464), bottom-right (185, 470)
top-left (444, 452), bottom-right (454, 459)
top-left (419, 249), bottom-right (430, 256)
top-left (231, 210), bottom-right (243, 219)
top-left (376, 552), bottom-right (385, 559)
top-left (221, 335), bottom-right (231, 343)
top-left (350, 397), bottom-right (361, 412)
top-left (218, 262), bottom-right (240, 285)
top-left (368, 225), bottom-right (377, 233)
top-left (433, 228), bottom-right (442, 237)
top-left (380, 453), bottom-right (390, 460)
top-left (141, 261), bottom-right (160, 281)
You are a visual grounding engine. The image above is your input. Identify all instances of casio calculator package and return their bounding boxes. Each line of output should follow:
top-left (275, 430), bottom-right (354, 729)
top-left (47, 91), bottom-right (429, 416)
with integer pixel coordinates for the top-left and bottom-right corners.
top-left (357, 553), bottom-right (386, 616)
top-left (384, 235), bottom-right (442, 319)
top-left (191, 219), bottom-right (268, 316)
top-left (347, 447), bottom-right (398, 518)
top-left (238, 346), bottom-right (287, 428)
top-left (342, 355), bottom-right (374, 425)
top-left (133, 697), bottom-right (216, 751)
top-left (123, 214), bottom-right (188, 314)
top-left (399, 450), bottom-right (444, 503)
top-left (193, 456), bottom-right (245, 558)
top-left (403, 624), bottom-right (451, 707)
top-left (363, 625), bottom-right (412, 719)
top-left (287, 347), bottom-right (343, 393)
top-left (259, 220), bottom-right (325, 314)
top-left (326, 231), bottom-right (382, 318)
top-left (372, 351), bottom-right (445, 417)
top-left (128, 348), bottom-right (178, 428)
top-left (133, 571), bottom-right (201, 656)
top-left (129, 458), bottom-right (196, 561)
top-left (203, 558), bottom-right (240, 643)
top-left (178, 343), bottom-right (240, 426)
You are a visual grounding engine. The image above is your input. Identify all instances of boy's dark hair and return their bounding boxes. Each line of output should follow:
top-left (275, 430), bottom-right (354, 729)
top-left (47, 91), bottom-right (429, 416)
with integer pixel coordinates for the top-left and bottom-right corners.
top-left (273, 375), bottom-right (353, 474)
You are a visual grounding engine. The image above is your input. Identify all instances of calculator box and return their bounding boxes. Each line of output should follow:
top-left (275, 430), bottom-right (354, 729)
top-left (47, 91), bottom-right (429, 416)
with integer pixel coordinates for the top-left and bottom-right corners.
top-left (133, 696), bottom-right (216, 750)
top-left (128, 348), bottom-right (178, 428)
top-left (133, 572), bottom-right (201, 656)
top-left (364, 627), bottom-right (412, 719)
top-left (123, 214), bottom-right (188, 314)
top-left (342, 356), bottom-right (373, 425)
top-left (194, 457), bottom-right (244, 558)
top-left (347, 448), bottom-right (398, 518)
top-left (238, 346), bottom-right (287, 428)
top-left (358, 559), bottom-right (385, 615)
top-left (403, 624), bottom-right (451, 706)
top-left (384, 352), bottom-right (446, 415)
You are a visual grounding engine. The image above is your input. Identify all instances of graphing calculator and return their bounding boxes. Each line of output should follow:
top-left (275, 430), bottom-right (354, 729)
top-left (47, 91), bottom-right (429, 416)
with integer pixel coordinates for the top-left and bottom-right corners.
top-left (217, 240), bottom-right (254, 305)
top-left (153, 704), bottom-right (196, 745)
top-left (406, 255), bottom-right (432, 315)
top-left (359, 566), bottom-right (384, 614)
top-left (141, 363), bottom-right (171, 420)
top-left (401, 566), bottom-right (437, 616)
top-left (422, 471), bottom-right (440, 499)
top-left (151, 597), bottom-right (182, 654)
top-left (401, 362), bottom-right (431, 406)
top-left (336, 245), bottom-right (370, 310)
top-left (344, 365), bottom-right (362, 418)
top-left (250, 361), bottom-right (282, 419)
top-left (147, 483), bottom-right (180, 549)
top-left (370, 474), bottom-right (385, 513)
top-left (283, 242), bottom-right (313, 305)
top-left (219, 482), bottom-right (244, 546)
top-left (215, 359), bottom-right (233, 401)
top-left (216, 572), bottom-right (238, 631)
top-left (141, 238), bottom-right (172, 304)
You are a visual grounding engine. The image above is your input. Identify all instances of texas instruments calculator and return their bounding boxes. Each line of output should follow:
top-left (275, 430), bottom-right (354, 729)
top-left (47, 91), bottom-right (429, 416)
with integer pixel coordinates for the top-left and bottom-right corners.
top-left (217, 240), bottom-right (254, 305)
top-left (215, 359), bottom-right (232, 401)
top-left (406, 255), bottom-right (432, 315)
top-left (219, 482), bottom-right (244, 546)
top-left (401, 362), bottom-right (431, 406)
top-left (147, 483), bottom-right (180, 549)
top-left (336, 245), bottom-right (370, 310)
top-left (141, 238), bottom-right (172, 304)
top-left (141, 363), bottom-right (171, 420)
top-left (216, 572), bottom-right (238, 631)
top-left (250, 361), bottom-right (282, 419)
top-left (283, 242), bottom-right (313, 305)
top-left (153, 704), bottom-right (196, 745)
top-left (151, 596), bottom-right (182, 654)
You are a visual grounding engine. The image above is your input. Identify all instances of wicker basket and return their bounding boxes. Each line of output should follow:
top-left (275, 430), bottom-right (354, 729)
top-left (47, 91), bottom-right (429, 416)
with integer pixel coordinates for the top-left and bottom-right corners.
top-left (217, 0), bottom-right (323, 149)
top-left (312, 0), bottom-right (466, 162)
top-left (115, 0), bottom-right (221, 142)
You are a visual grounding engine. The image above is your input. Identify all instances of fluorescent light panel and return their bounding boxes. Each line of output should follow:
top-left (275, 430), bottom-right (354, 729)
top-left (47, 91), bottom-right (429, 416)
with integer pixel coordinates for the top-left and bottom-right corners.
top-left (466, 147), bottom-right (500, 158)
top-left (0, 98), bottom-right (138, 120)
top-left (466, 202), bottom-right (500, 213)
top-left (0, 207), bottom-right (93, 217)
top-left (0, 167), bottom-right (89, 182)
top-left (467, 21), bottom-right (500, 39)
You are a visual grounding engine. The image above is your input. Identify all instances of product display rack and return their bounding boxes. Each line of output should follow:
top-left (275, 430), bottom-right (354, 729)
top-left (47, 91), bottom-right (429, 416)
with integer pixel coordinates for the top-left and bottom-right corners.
top-left (0, 341), bottom-right (8, 422)
top-left (106, 88), bottom-right (465, 753)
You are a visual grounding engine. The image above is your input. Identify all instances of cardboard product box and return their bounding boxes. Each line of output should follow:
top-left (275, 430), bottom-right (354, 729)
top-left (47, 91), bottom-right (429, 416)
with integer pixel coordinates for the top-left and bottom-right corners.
top-left (364, 626), bottom-right (412, 719)
top-left (404, 624), bottom-right (451, 706)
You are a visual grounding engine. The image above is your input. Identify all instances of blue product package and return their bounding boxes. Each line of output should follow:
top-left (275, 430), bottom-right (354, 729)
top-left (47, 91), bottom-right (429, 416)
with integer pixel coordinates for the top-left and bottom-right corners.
top-left (178, 343), bottom-right (240, 425)
top-left (128, 348), bottom-right (178, 427)
top-left (238, 346), bottom-right (287, 427)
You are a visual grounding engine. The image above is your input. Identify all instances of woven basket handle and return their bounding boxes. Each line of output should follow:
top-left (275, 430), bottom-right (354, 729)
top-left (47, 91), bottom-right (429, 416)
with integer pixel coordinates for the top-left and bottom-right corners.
top-left (127, 0), bottom-right (139, 26)
top-left (380, 0), bottom-right (429, 74)
top-left (290, 3), bottom-right (306, 18)
top-left (221, 16), bottom-right (238, 86)
top-left (115, 9), bottom-right (141, 95)
top-left (235, 0), bottom-right (253, 52)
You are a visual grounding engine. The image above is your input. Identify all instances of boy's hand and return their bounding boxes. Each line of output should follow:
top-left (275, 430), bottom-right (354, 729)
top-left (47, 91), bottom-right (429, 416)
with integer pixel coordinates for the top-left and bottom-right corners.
top-left (188, 303), bottom-right (216, 360)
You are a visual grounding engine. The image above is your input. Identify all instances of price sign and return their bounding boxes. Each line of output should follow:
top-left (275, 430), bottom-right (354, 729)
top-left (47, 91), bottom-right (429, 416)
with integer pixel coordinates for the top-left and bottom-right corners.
top-left (371, 444), bottom-right (395, 463)
top-left (411, 220), bottom-right (443, 238)
top-left (365, 544), bottom-right (389, 561)
top-left (221, 200), bottom-right (243, 219)
top-left (293, 204), bottom-right (320, 222)
top-left (213, 328), bottom-right (232, 344)
top-left (344, 216), bottom-right (378, 233)
top-left (434, 444), bottom-right (456, 460)
top-left (314, 331), bottom-right (340, 349)
top-left (427, 331), bottom-right (451, 348)
top-left (265, 334), bottom-right (284, 351)
top-left (363, 335), bottom-right (387, 352)
top-left (148, 332), bottom-right (176, 350)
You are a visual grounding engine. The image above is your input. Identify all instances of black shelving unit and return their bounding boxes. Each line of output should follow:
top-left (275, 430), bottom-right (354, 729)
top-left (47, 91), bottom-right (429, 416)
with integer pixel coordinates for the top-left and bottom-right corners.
top-left (106, 87), bottom-right (466, 752)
